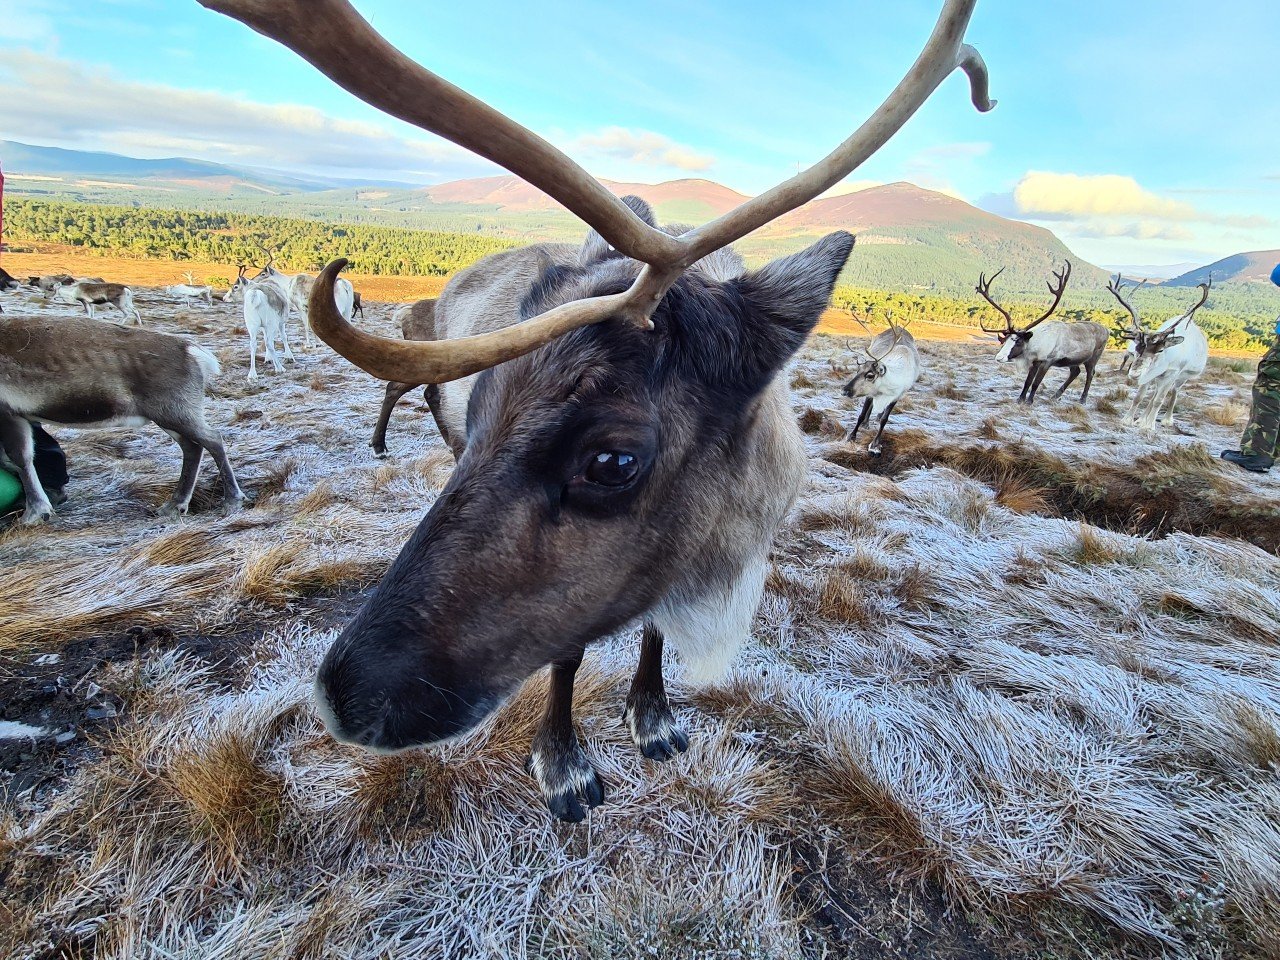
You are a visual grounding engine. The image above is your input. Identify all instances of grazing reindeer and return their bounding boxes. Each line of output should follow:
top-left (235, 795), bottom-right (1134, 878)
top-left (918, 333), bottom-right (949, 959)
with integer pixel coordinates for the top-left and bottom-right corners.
top-left (55, 279), bottom-right (143, 325)
top-left (0, 315), bottom-right (243, 524)
top-left (1107, 275), bottom-right (1210, 431)
top-left (225, 265), bottom-right (294, 380)
top-left (842, 312), bottom-right (920, 455)
top-left (165, 272), bottom-right (214, 306)
top-left (370, 298), bottom-right (445, 457)
top-left (352, 290), bottom-right (365, 318)
top-left (977, 261), bottom-right (1108, 405)
top-left (203, 0), bottom-right (995, 821)
top-left (27, 274), bottom-right (75, 297)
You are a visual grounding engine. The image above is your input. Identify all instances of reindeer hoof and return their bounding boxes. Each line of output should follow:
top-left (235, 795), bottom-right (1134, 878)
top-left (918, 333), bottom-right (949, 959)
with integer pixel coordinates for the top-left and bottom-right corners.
top-left (868, 444), bottom-right (883, 457)
top-left (624, 695), bottom-right (688, 762)
top-left (20, 507), bottom-right (52, 527)
top-left (527, 738), bottom-right (605, 823)
top-left (159, 500), bottom-right (190, 518)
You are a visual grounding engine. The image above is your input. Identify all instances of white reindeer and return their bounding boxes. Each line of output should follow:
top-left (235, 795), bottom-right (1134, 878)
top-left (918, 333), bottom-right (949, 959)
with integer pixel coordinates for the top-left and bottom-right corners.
top-left (1108, 275), bottom-right (1210, 432)
top-left (249, 244), bottom-right (354, 347)
top-left (841, 311), bottom-right (920, 455)
top-left (164, 272), bottom-right (214, 306)
top-left (224, 265), bottom-right (293, 380)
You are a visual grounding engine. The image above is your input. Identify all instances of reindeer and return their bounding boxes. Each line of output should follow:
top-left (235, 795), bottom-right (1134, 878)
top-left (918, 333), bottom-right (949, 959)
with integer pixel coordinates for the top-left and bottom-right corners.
top-left (249, 244), bottom-right (355, 347)
top-left (54, 280), bottom-right (143, 325)
top-left (976, 261), bottom-right (1108, 405)
top-left (164, 272), bottom-right (214, 306)
top-left (0, 315), bottom-right (243, 525)
top-left (352, 290), bottom-right (365, 319)
top-left (1107, 275), bottom-right (1210, 431)
top-left (841, 311), bottom-right (920, 455)
top-left (28, 274), bottom-right (75, 298)
top-left (202, 0), bottom-right (995, 821)
top-left (0, 268), bottom-right (18, 313)
top-left (225, 265), bottom-right (294, 380)
top-left (369, 298), bottom-right (444, 457)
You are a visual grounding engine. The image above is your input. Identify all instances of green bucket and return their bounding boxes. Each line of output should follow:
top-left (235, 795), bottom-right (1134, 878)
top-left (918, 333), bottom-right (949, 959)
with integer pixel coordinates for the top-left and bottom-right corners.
top-left (0, 468), bottom-right (23, 514)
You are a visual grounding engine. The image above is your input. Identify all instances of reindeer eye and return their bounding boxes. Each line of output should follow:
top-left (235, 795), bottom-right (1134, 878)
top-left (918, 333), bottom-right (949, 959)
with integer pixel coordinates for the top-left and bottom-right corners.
top-left (584, 451), bottom-right (639, 487)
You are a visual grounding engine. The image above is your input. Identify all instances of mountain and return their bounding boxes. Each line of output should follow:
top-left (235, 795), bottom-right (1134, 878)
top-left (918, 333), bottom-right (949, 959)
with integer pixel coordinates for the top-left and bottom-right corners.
top-left (2, 140), bottom-right (1107, 296)
top-left (1101, 263), bottom-right (1201, 281)
top-left (1165, 250), bottom-right (1280, 287)
top-left (421, 175), bottom-right (749, 223)
top-left (0, 140), bottom-right (404, 196)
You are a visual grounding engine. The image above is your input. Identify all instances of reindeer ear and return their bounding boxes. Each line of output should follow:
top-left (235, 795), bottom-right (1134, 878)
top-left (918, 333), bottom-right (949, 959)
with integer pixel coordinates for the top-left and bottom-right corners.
top-left (737, 231), bottom-right (855, 350)
top-left (1166, 335), bottom-right (1185, 347)
top-left (579, 195), bottom-right (656, 266)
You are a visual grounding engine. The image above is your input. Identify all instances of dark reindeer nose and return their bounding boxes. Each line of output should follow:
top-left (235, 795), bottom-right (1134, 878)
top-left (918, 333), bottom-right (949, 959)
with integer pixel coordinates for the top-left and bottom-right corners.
top-left (314, 641), bottom-right (498, 751)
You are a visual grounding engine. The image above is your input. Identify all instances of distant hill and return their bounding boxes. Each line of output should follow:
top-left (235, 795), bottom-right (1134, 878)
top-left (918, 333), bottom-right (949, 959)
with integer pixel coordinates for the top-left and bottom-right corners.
top-left (3, 140), bottom-right (1111, 296)
top-left (1166, 250), bottom-right (1280, 287)
top-left (420, 175), bottom-right (748, 223)
top-left (1102, 262), bottom-right (1201, 281)
top-left (0, 140), bottom-right (403, 196)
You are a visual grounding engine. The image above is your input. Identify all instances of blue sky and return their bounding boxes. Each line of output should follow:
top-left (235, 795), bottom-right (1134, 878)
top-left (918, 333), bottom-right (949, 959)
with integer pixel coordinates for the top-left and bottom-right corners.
top-left (2, 0), bottom-right (1277, 268)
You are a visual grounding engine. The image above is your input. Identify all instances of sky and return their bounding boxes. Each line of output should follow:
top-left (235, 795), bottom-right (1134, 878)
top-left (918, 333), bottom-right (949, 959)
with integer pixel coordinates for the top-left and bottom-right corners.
top-left (2, 0), bottom-right (1277, 268)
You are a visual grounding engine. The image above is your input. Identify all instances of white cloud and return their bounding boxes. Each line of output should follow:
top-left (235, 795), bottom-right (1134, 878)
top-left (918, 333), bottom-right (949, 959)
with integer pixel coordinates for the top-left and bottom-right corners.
top-left (0, 50), bottom-right (498, 183)
top-left (1012, 171), bottom-right (1269, 229)
top-left (573, 126), bottom-right (715, 173)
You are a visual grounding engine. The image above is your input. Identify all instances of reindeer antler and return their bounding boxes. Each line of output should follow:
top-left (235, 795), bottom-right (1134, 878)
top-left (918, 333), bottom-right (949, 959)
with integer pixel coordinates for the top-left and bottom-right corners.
top-left (975, 268), bottom-right (1014, 334)
top-left (201, 0), bottom-right (996, 387)
top-left (1176, 278), bottom-right (1211, 327)
top-left (1023, 260), bottom-right (1072, 331)
top-left (866, 325), bottom-right (904, 364)
top-left (1106, 273), bottom-right (1146, 336)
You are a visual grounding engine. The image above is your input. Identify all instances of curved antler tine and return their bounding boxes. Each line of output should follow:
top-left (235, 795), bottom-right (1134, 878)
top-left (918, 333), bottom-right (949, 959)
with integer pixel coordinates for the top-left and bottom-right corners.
top-left (198, 0), bottom-right (680, 269)
top-left (975, 266), bottom-right (1015, 332)
top-left (681, 0), bottom-right (993, 260)
top-left (1025, 259), bottom-right (1071, 330)
top-left (308, 259), bottom-right (634, 385)
top-left (1106, 271), bottom-right (1145, 333)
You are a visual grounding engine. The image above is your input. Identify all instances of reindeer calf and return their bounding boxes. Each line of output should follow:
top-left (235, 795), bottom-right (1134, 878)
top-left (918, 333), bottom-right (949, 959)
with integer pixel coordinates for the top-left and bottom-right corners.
top-left (0, 315), bottom-right (243, 525)
top-left (56, 280), bottom-right (143, 325)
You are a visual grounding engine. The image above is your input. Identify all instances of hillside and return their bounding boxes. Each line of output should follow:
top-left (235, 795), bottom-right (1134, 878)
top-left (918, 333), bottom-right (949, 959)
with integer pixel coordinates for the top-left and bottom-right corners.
top-left (1166, 249), bottom-right (1280, 286)
top-left (0, 139), bottom-right (403, 196)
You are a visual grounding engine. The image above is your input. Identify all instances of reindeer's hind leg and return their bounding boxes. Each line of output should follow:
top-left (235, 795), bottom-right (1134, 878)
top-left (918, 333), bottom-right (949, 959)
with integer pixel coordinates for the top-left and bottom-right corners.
top-left (1079, 361), bottom-right (1097, 404)
top-left (1054, 365), bottom-right (1081, 400)
top-left (848, 397), bottom-right (873, 441)
top-left (371, 381), bottom-right (415, 457)
top-left (0, 414), bottom-right (53, 525)
top-left (868, 400), bottom-right (898, 456)
top-left (527, 648), bottom-right (605, 822)
top-left (624, 623), bottom-right (688, 761)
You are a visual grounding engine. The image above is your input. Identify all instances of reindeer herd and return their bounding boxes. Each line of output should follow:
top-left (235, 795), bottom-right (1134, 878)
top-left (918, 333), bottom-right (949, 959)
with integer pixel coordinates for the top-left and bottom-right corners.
top-left (0, 0), bottom-right (1238, 821)
top-left (836, 259), bottom-right (1215, 454)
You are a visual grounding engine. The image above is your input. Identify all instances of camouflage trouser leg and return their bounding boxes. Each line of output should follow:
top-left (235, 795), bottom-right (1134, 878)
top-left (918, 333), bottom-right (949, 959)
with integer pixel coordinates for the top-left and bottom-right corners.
top-left (1241, 340), bottom-right (1280, 458)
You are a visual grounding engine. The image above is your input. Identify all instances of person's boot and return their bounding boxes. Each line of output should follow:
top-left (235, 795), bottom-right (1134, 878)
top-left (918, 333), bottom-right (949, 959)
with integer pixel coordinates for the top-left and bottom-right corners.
top-left (1221, 450), bottom-right (1274, 473)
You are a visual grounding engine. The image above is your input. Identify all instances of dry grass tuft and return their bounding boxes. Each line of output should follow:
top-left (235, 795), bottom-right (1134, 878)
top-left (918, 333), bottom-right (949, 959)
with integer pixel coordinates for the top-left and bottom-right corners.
top-left (936, 378), bottom-right (968, 401)
top-left (993, 472), bottom-right (1051, 515)
top-left (798, 407), bottom-right (844, 437)
top-left (167, 730), bottom-right (289, 865)
top-left (237, 541), bottom-right (369, 606)
top-left (1071, 525), bottom-right (1125, 565)
top-left (142, 526), bottom-right (226, 566)
top-left (816, 570), bottom-right (877, 629)
top-left (351, 752), bottom-right (455, 837)
top-left (1207, 399), bottom-right (1249, 427)
top-left (977, 416), bottom-right (1001, 440)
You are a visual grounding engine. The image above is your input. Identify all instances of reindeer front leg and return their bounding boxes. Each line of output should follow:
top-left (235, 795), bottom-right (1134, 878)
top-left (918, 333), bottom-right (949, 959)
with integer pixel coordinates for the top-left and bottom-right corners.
top-left (528, 649), bottom-right (604, 822)
top-left (624, 623), bottom-right (689, 761)
top-left (0, 414), bottom-right (54, 526)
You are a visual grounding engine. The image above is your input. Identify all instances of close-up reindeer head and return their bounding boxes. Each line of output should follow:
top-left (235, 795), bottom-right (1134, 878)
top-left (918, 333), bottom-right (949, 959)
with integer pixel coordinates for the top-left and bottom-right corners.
top-left (201, 0), bottom-right (995, 753)
top-left (976, 261), bottom-right (1073, 361)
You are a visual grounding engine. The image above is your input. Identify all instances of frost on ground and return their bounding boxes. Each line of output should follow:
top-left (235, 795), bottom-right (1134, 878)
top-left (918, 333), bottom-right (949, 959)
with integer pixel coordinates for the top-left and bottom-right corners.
top-left (1, 290), bottom-right (1278, 959)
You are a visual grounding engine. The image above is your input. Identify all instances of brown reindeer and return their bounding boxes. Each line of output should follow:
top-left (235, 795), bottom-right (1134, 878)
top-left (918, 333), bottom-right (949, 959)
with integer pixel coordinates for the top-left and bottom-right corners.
top-left (0, 316), bottom-right (244, 524)
top-left (977, 262), bottom-right (1108, 405)
top-left (203, 0), bottom-right (995, 821)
